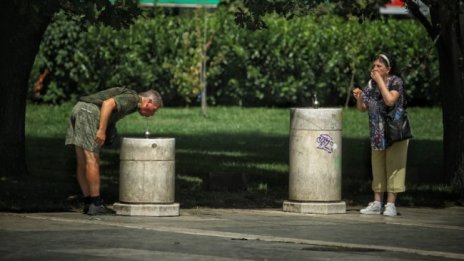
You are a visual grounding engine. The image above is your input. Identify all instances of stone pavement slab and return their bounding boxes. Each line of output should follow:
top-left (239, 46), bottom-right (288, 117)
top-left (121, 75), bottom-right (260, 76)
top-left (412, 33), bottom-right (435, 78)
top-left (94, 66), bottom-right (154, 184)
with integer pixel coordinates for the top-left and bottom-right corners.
top-left (1, 206), bottom-right (463, 260)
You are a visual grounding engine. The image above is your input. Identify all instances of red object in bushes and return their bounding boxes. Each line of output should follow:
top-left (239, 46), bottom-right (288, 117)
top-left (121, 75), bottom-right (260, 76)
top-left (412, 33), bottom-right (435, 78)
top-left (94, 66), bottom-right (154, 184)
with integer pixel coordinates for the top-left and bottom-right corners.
top-left (386, 0), bottom-right (405, 7)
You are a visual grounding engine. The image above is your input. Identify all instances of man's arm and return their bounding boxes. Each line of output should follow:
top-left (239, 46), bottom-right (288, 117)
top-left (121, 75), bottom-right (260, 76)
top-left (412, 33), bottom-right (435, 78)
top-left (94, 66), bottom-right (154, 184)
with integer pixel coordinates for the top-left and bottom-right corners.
top-left (95, 98), bottom-right (117, 146)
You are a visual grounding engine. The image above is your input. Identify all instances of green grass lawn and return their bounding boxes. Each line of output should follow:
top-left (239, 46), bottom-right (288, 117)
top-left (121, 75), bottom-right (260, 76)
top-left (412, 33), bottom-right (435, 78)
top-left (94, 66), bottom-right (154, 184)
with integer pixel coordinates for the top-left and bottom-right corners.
top-left (0, 104), bottom-right (455, 212)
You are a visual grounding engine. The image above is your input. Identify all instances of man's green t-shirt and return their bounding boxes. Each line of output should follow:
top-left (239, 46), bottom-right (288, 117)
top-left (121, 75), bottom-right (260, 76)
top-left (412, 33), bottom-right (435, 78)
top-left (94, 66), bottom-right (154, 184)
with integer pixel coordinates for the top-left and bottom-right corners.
top-left (80, 87), bottom-right (140, 124)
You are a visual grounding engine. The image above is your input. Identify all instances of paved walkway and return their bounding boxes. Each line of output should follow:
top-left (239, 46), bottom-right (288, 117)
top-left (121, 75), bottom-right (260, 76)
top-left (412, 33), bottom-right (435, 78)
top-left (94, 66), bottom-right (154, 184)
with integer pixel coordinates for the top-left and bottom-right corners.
top-left (1, 206), bottom-right (464, 260)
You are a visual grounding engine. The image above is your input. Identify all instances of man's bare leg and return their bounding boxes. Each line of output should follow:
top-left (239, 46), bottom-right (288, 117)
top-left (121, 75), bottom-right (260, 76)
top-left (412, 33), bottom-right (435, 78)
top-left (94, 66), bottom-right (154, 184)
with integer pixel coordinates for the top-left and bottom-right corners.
top-left (75, 146), bottom-right (90, 196)
top-left (83, 149), bottom-right (100, 197)
top-left (83, 149), bottom-right (114, 215)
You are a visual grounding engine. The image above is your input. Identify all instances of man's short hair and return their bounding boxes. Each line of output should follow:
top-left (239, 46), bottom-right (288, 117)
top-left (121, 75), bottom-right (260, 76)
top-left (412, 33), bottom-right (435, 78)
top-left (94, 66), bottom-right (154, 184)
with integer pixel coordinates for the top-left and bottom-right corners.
top-left (139, 89), bottom-right (163, 107)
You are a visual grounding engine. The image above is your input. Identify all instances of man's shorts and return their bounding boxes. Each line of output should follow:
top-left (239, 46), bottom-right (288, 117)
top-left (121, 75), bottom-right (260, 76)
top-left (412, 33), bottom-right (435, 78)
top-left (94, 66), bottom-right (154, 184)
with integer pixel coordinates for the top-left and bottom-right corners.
top-left (65, 102), bottom-right (101, 153)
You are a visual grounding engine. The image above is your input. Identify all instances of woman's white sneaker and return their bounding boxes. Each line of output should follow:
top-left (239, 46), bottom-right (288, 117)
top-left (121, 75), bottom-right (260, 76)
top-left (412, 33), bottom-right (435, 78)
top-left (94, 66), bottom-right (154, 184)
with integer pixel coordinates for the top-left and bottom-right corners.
top-left (360, 201), bottom-right (382, 214)
top-left (383, 203), bottom-right (397, 216)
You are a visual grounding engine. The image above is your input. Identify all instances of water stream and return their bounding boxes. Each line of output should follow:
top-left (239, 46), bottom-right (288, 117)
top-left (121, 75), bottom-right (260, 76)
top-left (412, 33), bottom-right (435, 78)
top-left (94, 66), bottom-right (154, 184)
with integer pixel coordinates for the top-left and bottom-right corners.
top-left (144, 118), bottom-right (150, 138)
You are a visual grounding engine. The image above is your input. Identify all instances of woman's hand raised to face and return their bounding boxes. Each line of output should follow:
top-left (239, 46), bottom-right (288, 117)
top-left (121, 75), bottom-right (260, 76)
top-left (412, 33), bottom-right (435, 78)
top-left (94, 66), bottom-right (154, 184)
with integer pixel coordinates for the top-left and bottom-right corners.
top-left (370, 70), bottom-right (384, 84)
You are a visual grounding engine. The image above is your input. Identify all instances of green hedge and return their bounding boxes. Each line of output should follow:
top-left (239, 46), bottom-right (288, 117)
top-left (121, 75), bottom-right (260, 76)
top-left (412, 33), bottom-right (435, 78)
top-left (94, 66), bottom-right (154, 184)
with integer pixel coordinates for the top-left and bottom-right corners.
top-left (30, 9), bottom-right (439, 106)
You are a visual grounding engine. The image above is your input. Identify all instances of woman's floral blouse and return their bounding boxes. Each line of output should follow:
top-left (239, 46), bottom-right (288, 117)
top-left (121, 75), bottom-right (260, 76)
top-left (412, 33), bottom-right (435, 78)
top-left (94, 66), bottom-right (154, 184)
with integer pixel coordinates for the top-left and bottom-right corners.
top-left (362, 75), bottom-right (404, 150)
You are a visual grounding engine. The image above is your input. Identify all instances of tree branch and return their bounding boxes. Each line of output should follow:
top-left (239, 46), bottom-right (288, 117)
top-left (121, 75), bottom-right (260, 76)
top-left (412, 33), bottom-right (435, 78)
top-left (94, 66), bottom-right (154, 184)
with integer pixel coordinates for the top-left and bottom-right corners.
top-left (404, 0), bottom-right (437, 40)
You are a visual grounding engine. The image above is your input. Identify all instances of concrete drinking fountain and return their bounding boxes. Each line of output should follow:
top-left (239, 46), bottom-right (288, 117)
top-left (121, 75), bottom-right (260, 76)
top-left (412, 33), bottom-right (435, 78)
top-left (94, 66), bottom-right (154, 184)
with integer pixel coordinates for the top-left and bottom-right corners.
top-left (113, 125), bottom-right (179, 216)
top-left (283, 96), bottom-right (346, 214)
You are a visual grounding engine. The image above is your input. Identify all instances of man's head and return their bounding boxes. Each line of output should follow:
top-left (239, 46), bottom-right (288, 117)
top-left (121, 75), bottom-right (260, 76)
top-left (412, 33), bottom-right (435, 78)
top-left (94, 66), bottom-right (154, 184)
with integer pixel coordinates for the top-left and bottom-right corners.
top-left (138, 89), bottom-right (163, 117)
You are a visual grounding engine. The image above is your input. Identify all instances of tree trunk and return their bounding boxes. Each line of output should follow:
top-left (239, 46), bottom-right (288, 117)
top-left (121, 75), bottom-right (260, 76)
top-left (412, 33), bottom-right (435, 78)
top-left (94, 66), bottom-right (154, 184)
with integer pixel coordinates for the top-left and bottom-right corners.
top-left (0, 2), bottom-right (56, 176)
top-left (434, 3), bottom-right (464, 195)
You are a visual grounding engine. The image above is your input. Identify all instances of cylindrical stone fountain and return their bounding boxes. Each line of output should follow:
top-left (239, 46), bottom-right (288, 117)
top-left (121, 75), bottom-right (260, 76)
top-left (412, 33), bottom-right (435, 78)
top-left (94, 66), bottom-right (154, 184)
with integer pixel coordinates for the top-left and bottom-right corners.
top-left (113, 137), bottom-right (179, 216)
top-left (283, 108), bottom-right (346, 214)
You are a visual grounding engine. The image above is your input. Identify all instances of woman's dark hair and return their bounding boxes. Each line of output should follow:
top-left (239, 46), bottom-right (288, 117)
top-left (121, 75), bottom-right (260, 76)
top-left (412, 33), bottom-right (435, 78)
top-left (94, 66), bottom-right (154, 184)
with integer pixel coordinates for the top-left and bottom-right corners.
top-left (374, 53), bottom-right (397, 75)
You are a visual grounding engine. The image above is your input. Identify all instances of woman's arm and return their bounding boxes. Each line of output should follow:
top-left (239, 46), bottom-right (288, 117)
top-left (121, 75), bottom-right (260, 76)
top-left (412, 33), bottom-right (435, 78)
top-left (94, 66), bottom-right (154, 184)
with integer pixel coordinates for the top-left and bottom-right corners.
top-left (372, 72), bottom-right (400, 106)
top-left (353, 88), bottom-right (367, 112)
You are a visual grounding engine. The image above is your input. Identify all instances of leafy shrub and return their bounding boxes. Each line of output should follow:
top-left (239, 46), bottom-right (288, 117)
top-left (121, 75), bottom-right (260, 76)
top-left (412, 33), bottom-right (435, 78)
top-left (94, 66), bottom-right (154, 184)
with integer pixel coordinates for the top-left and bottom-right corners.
top-left (31, 11), bottom-right (86, 103)
top-left (30, 9), bottom-right (439, 106)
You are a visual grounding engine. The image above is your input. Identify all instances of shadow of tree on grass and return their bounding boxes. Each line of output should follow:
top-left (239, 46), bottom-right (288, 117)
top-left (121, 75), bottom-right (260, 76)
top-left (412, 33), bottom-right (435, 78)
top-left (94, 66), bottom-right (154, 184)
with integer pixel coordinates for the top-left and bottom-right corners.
top-left (0, 133), bottom-right (456, 212)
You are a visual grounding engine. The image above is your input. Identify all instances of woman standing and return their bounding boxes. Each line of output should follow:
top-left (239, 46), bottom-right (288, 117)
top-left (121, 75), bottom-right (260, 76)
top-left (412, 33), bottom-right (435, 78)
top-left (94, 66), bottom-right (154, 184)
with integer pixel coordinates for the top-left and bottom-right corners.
top-left (353, 53), bottom-right (410, 217)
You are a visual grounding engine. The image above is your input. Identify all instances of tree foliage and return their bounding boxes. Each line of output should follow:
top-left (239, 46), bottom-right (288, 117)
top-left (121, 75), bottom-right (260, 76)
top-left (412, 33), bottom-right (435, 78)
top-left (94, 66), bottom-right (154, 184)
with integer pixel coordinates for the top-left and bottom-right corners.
top-left (234, 0), bottom-right (389, 30)
top-left (31, 9), bottom-right (438, 107)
